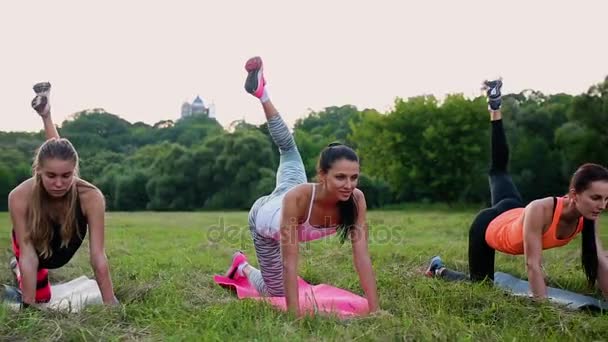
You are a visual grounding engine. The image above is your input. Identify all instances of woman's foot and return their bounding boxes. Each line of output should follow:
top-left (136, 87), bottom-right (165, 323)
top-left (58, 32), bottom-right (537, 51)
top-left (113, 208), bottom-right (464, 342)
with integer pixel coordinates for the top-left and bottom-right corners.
top-left (244, 56), bottom-right (267, 99)
top-left (482, 78), bottom-right (502, 111)
top-left (225, 251), bottom-right (248, 279)
top-left (1, 284), bottom-right (23, 308)
top-left (424, 255), bottom-right (445, 277)
top-left (31, 82), bottom-right (51, 117)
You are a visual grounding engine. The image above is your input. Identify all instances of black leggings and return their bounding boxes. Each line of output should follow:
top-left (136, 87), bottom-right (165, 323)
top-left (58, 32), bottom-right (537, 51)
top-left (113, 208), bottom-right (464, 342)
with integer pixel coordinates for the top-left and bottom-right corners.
top-left (440, 120), bottom-right (524, 282)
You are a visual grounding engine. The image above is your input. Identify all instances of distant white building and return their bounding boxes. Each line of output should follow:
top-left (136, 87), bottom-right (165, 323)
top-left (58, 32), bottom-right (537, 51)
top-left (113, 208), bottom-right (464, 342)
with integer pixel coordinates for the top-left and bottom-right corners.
top-left (181, 102), bottom-right (192, 118)
top-left (82, 108), bottom-right (107, 115)
top-left (208, 102), bottom-right (216, 119)
top-left (180, 95), bottom-right (210, 118)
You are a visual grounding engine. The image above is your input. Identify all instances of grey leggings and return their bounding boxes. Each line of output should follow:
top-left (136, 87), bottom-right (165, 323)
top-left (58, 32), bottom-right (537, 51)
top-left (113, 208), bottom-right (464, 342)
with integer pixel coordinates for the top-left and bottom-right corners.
top-left (247, 114), bottom-right (307, 296)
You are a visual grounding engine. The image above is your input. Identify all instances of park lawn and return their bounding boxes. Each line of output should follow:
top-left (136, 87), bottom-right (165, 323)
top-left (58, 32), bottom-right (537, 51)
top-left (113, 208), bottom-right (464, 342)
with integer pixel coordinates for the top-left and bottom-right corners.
top-left (0, 208), bottom-right (606, 341)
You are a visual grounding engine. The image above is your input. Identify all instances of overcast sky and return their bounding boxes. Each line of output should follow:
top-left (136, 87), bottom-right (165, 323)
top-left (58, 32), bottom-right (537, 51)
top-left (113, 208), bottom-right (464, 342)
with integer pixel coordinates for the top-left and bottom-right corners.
top-left (1, 0), bottom-right (606, 132)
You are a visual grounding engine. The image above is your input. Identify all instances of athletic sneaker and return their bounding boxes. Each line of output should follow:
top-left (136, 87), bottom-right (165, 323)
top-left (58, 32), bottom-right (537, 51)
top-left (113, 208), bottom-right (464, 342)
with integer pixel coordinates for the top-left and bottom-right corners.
top-left (9, 257), bottom-right (19, 279)
top-left (483, 79), bottom-right (502, 111)
top-left (31, 95), bottom-right (50, 117)
top-left (31, 82), bottom-right (51, 117)
top-left (424, 255), bottom-right (444, 277)
top-left (244, 56), bottom-right (266, 98)
top-left (225, 251), bottom-right (247, 279)
top-left (1, 284), bottom-right (23, 307)
top-left (33, 82), bottom-right (51, 96)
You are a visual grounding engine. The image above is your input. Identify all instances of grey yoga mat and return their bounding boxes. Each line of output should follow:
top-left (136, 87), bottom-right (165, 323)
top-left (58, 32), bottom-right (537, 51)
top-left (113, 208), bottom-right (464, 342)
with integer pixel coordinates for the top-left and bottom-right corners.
top-left (494, 272), bottom-right (608, 311)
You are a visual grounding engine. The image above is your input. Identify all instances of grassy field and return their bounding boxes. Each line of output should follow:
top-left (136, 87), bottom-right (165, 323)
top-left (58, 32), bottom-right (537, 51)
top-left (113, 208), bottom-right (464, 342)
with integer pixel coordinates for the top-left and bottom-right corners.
top-left (1, 208), bottom-right (607, 341)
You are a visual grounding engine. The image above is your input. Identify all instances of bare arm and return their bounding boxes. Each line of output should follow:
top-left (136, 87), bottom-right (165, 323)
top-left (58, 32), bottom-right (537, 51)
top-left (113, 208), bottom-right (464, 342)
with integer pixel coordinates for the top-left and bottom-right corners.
top-left (8, 189), bottom-right (39, 305)
top-left (350, 190), bottom-right (379, 313)
top-left (280, 191), bottom-right (301, 316)
top-left (523, 201), bottom-right (547, 299)
top-left (83, 188), bottom-right (118, 305)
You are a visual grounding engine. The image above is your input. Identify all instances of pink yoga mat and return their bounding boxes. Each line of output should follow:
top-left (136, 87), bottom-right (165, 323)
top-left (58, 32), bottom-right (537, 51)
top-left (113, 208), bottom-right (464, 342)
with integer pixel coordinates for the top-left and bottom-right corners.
top-left (213, 274), bottom-right (369, 318)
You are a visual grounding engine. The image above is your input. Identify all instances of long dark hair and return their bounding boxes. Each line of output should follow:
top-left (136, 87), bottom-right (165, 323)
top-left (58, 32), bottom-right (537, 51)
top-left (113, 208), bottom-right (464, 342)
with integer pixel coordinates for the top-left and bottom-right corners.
top-left (317, 142), bottom-right (359, 244)
top-left (569, 163), bottom-right (608, 286)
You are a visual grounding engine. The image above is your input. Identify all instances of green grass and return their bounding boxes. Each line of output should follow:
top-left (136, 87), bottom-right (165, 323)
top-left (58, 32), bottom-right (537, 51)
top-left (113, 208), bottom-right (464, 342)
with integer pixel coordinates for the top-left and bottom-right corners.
top-left (1, 208), bottom-right (607, 341)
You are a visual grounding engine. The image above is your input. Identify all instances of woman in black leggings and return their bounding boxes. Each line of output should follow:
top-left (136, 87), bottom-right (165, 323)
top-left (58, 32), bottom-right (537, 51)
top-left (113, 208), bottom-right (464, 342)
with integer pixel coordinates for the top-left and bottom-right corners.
top-left (426, 79), bottom-right (608, 299)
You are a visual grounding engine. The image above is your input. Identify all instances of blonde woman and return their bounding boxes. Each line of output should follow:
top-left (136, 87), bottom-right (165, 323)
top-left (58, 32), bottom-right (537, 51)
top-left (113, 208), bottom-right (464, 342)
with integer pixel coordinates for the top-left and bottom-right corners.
top-left (8, 83), bottom-right (118, 307)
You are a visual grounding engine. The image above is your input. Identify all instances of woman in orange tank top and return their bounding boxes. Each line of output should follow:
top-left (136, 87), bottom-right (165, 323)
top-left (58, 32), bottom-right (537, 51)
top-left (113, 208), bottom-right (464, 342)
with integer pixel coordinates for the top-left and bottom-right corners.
top-left (425, 79), bottom-right (608, 300)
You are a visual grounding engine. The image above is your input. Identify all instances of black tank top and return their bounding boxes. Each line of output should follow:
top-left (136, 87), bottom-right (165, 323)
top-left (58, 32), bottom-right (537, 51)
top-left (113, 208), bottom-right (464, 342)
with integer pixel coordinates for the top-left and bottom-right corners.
top-left (38, 195), bottom-right (88, 269)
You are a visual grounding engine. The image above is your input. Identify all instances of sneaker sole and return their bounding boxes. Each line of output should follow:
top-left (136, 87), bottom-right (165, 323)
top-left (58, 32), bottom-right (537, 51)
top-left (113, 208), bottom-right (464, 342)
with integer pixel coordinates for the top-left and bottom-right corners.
top-left (484, 80), bottom-right (502, 98)
top-left (33, 82), bottom-right (51, 95)
top-left (244, 57), bottom-right (264, 97)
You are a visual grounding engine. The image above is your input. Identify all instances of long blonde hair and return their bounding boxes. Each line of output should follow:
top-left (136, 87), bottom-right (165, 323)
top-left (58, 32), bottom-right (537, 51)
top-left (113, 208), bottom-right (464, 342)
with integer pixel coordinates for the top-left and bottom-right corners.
top-left (27, 138), bottom-right (82, 258)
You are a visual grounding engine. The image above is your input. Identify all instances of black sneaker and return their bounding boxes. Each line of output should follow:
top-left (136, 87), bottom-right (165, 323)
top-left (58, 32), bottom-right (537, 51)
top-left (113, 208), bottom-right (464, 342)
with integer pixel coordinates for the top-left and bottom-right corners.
top-left (483, 79), bottom-right (502, 111)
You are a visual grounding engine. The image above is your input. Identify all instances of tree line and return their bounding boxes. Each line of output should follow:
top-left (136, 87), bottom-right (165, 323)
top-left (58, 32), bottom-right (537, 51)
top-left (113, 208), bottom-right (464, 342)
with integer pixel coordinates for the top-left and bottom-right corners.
top-left (1, 76), bottom-right (606, 211)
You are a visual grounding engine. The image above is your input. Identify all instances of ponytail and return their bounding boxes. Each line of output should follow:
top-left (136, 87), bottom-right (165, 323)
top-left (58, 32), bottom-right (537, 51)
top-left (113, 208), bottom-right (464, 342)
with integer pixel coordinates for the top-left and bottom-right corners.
top-left (581, 220), bottom-right (598, 286)
top-left (568, 163), bottom-right (608, 286)
top-left (336, 194), bottom-right (358, 244)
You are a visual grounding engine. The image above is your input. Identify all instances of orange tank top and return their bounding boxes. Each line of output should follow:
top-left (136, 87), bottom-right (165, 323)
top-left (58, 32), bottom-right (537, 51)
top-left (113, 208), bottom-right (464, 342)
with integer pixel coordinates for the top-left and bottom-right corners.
top-left (485, 197), bottom-right (584, 255)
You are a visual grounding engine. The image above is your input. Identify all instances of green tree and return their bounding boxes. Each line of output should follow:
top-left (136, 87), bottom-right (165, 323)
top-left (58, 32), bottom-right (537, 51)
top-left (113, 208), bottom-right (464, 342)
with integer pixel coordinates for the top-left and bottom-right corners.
top-left (557, 76), bottom-right (608, 174)
top-left (0, 164), bottom-right (15, 210)
top-left (61, 111), bottom-right (134, 154)
top-left (114, 170), bottom-right (149, 211)
top-left (294, 105), bottom-right (362, 145)
top-left (203, 129), bottom-right (275, 209)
